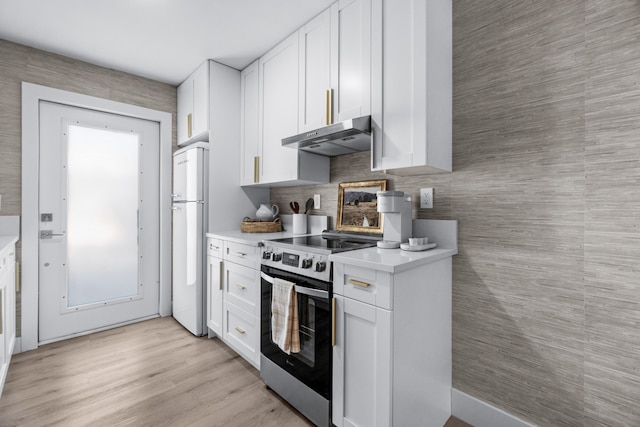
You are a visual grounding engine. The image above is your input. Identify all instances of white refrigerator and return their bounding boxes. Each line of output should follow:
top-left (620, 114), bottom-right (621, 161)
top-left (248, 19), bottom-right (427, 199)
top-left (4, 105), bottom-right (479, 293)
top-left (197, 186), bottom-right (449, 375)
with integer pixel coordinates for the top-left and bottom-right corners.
top-left (172, 142), bottom-right (209, 336)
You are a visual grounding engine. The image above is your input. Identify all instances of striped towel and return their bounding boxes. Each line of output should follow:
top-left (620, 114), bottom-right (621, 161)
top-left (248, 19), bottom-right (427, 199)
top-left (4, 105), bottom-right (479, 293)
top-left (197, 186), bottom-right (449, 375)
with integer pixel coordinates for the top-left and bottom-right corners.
top-left (271, 277), bottom-right (300, 354)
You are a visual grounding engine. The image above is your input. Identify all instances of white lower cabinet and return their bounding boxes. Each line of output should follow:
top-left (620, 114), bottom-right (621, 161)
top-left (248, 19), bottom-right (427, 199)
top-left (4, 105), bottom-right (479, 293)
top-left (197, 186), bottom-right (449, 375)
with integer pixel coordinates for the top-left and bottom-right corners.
top-left (332, 295), bottom-right (392, 427)
top-left (332, 257), bottom-right (452, 427)
top-left (223, 300), bottom-right (259, 366)
top-left (206, 238), bottom-right (224, 336)
top-left (0, 240), bottom-right (16, 398)
top-left (206, 235), bottom-right (261, 369)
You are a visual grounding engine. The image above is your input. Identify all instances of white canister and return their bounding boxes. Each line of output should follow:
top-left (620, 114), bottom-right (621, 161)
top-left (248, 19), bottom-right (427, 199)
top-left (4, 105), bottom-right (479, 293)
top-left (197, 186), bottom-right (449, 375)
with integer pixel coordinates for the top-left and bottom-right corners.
top-left (292, 214), bottom-right (308, 235)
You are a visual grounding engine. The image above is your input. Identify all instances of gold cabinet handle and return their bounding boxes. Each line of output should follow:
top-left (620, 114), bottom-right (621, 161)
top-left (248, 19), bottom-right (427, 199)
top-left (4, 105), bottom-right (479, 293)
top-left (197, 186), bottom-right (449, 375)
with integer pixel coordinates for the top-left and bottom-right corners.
top-left (235, 326), bottom-right (246, 334)
top-left (332, 297), bottom-right (336, 347)
top-left (16, 261), bottom-right (20, 293)
top-left (254, 156), bottom-right (259, 183)
top-left (219, 261), bottom-right (224, 291)
top-left (187, 113), bottom-right (193, 138)
top-left (325, 89), bottom-right (333, 125)
top-left (235, 284), bottom-right (246, 290)
top-left (236, 252), bottom-right (246, 257)
top-left (210, 244), bottom-right (220, 250)
top-left (348, 278), bottom-right (370, 288)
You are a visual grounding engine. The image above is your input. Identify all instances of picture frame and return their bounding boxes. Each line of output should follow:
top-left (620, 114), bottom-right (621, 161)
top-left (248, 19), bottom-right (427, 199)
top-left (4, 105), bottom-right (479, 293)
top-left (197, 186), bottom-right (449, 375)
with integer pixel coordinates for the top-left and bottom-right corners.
top-left (336, 180), bottom-right (387, 234)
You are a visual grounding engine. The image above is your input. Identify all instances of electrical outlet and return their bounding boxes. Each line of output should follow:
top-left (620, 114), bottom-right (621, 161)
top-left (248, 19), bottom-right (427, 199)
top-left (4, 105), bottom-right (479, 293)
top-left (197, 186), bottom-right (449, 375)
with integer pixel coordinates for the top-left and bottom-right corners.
top-left (420, 188), bottom-right (433, 209)
top-left (313, 194), bottom-right (321, 209)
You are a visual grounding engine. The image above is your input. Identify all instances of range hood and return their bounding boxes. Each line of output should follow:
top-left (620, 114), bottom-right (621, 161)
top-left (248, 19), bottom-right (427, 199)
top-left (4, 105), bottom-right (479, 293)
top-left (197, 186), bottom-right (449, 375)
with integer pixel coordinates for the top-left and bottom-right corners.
top-left (282, 116), bottom-right (371, 157)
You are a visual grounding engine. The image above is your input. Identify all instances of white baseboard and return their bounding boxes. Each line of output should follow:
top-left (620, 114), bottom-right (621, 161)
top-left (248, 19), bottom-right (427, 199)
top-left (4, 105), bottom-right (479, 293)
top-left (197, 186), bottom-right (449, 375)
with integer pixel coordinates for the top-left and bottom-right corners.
top-left (452, 388), bottom-right (536, 427)
top-left (13, 337), bottom-right (21, 355)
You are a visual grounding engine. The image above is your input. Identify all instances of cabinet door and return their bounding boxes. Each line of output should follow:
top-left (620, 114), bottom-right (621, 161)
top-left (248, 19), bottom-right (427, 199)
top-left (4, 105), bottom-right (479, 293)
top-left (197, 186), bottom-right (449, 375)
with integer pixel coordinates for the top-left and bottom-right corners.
top-left (207, 254), bottom-right (223, 335)
top-left (299, 8), bottom-right (332, 131)
top-left (191, 61), bottom-right (210, 139)
top-left (240, 60), bottom-right (261, 185)
top-left (5, 249), bottom-right (15, 355)
top-left (258, 31), bottom-right (300, 184)
top-left (331, 0), bottom-right (371, 123)
top-left (332, 295), bottom-right (392, 427)
top-left (177, 76), bottom-right (193, 144)
top-left (177, 61), bottom-right (210, 146)
top-left (371, 0), bottom-right (452, 174)
top-left (224, 261), bottom-right (260, 317)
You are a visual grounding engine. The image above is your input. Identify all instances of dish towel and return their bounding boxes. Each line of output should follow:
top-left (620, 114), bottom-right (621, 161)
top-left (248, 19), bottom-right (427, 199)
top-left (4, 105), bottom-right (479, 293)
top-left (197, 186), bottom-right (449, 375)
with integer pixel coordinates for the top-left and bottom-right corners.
top-left (271, 277), bottom-right (300, 354)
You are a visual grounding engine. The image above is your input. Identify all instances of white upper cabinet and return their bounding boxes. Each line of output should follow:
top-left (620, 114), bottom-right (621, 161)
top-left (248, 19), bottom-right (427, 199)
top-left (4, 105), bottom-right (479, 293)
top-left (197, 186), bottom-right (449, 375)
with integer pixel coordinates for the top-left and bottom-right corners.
top-left (239, 32), bottom-right (330, 187)
top-left (177, 61), bottom-right (210, 146)
top-left (371, 0), bottom-right (452, 175)
top-left (240, 60), bottom-right (260, 186)
top-left (299, 0), bottom-right (372, 131)
top-left (299, 9), bottom-right (332, 131)
top-left (330, 0), bottom-right (371, 123)
top-left (259, 32), bottom-right (303, 184)
top-left (239, 0), bottom-right (375, 187)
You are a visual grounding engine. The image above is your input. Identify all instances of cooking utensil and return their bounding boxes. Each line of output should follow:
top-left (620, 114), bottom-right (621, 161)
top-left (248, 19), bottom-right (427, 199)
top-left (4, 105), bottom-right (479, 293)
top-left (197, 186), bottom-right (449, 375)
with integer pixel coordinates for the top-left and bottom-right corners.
top-left (304, 197), bottom-right (314, 214)
top-left (290, 201), bottom-right (299, 214)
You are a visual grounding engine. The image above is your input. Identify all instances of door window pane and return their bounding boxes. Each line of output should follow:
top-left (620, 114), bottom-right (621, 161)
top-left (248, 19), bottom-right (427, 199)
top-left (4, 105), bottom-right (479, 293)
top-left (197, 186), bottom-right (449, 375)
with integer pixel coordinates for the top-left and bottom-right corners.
top-left (66, 125), bottom-right (140, 307)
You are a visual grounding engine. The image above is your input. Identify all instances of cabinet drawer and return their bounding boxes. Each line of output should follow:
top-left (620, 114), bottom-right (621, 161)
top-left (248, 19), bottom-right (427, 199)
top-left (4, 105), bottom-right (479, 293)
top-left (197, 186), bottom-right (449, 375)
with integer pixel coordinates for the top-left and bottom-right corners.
top-left (207, 238), bottom-right (224, 258)
top-left (333, 263), bottom-right (392, 310)
top-left (223, 301), bottom-right (259, 367)
top-left (224, 241), bottom-right (260, 269)
top-left (224, 262), bottom-right (259, 316)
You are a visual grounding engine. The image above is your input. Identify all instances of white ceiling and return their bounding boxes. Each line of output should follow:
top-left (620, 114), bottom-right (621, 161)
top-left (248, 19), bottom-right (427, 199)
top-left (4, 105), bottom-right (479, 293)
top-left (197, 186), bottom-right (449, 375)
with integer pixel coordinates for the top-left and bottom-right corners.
top-left (0, 0), bottom-right (335, 86)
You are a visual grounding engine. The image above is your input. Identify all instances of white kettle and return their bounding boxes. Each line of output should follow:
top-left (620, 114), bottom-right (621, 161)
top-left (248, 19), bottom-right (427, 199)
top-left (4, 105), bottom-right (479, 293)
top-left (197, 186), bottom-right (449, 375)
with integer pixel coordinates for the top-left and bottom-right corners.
top-left (256, 204), bottom-right (279, 221)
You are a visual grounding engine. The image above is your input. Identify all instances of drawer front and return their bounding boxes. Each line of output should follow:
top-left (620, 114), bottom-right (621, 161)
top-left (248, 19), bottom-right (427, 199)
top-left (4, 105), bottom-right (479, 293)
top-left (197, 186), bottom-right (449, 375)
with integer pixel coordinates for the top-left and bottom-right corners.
top-left (224, 262), bottom-right (259, 316)
top-left (224, 241), bottom-right (259, 269)
top-left (223, 301), bottom-right (259, 367)
top-left (207, 238), bottom-right (224, 258)
top-left (333, 263), bottom-right (392, 309)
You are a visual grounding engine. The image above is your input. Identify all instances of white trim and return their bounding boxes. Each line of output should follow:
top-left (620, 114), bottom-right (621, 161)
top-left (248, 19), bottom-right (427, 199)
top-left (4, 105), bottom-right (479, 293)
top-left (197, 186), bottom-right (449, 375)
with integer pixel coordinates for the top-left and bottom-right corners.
top-left (21, 82), bottom-right (172, 352)
top-left (452, 388), bottom-right (537, 427)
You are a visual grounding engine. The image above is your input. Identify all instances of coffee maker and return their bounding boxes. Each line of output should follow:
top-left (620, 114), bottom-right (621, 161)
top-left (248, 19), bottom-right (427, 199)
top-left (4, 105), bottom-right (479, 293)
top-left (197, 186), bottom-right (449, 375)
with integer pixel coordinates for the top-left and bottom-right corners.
top-left (376, 191), bottom-right (412, 248)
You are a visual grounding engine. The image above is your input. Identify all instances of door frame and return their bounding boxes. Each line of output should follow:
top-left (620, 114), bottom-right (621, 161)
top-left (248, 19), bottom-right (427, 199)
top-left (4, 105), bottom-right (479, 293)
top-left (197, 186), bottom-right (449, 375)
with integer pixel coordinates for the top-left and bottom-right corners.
top-left (21, 82), bottom-right (173, 352)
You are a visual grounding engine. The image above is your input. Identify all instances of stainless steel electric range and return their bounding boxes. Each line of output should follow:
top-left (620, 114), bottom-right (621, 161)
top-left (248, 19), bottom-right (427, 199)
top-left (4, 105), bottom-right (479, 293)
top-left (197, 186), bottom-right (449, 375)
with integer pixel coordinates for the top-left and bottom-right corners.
top-left (259, 230), bottom-right (379, 427)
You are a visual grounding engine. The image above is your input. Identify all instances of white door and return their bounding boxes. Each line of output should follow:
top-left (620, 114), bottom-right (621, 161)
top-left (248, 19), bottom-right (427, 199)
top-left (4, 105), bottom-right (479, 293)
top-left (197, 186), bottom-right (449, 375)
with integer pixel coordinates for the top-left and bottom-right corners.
top-left (38, 101), bottom-right (161, 343)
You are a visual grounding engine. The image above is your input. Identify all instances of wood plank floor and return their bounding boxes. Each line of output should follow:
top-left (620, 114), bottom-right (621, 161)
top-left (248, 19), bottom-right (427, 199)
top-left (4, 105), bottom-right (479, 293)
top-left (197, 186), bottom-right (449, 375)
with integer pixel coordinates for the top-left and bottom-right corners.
top-left (0, 317), bottom-right (470, 426)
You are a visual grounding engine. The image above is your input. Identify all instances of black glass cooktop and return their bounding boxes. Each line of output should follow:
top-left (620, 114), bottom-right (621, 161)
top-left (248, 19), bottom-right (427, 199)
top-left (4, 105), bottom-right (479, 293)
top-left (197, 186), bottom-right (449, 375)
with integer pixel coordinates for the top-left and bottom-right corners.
top-left (268, 233), bottom-right (378, 253)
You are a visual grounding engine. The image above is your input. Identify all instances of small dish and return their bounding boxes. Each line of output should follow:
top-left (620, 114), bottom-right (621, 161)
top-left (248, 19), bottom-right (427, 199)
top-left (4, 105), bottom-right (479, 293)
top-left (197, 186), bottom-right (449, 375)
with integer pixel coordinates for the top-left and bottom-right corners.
top-left (400, 242), bottom-right (437, 252)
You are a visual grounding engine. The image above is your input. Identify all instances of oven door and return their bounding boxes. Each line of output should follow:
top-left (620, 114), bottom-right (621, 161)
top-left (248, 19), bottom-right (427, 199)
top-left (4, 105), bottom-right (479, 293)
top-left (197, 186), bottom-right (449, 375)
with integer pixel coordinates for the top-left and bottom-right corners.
top-left (260, 265), bottom-right (332, 399)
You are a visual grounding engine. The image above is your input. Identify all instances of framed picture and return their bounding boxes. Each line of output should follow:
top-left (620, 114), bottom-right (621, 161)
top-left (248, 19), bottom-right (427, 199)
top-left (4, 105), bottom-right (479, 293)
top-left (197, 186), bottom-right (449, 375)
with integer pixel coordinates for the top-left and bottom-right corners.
top-left (336, 180), bottom-right (387, 234)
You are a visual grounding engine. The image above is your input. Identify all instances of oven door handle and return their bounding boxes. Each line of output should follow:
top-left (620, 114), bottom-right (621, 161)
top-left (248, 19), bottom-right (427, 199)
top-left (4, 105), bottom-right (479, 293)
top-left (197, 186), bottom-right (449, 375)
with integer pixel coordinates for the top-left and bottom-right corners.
top-left (261, 272), bottom-right (329, 300)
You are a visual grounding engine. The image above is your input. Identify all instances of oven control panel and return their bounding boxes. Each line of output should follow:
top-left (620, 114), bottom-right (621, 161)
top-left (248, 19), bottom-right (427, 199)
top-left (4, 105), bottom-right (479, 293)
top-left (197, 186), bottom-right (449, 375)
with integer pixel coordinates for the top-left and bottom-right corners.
top-left (261, 245), bottom-right (331, 282)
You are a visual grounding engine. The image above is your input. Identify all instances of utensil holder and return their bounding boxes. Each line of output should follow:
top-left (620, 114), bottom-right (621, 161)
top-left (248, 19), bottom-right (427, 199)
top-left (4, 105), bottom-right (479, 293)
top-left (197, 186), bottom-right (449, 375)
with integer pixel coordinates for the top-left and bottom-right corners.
top-left (292, 214), bottom-right (307, 235)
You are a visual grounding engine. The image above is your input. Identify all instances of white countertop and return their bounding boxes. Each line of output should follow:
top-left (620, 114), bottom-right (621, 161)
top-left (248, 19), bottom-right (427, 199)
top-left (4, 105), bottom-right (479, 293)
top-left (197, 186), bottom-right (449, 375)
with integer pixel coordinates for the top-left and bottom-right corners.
top-left (329, 245), bottom-right (457, 274)
top-left (206, 229), bottom-right (293, 246)
top-left (207, 214), bottom-right (329, 247)
top-left (0, 235), bottom-right (19, 252)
